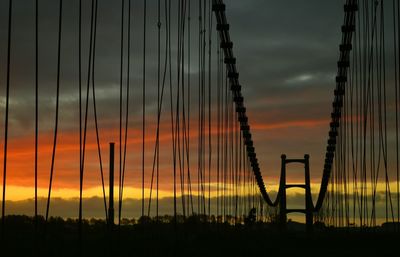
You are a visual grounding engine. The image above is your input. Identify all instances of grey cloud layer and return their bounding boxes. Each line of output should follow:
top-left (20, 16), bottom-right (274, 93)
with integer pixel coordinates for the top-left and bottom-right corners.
top-left (0, 0), bottom-right (344, 135)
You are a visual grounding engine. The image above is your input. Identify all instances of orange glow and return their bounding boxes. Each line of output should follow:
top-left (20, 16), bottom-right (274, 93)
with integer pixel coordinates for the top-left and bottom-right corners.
top-left (0, 117), bottom-right (331, 200)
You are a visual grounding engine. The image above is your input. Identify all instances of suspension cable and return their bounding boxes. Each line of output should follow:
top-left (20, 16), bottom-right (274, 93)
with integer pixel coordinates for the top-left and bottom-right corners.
top-left (118, 0), bottom-right (125, 226)
top-left (395, 0), bottom-right (400, 226)
top-left (141, 0), bottom-right (146, 218)
top-left (147, 0), bottom-right (162, 219)
top-left (91, 0), bottom-right (107, 220)
top-left (34, 0), bottom-right (39, 228)
top-left (119, 0), bottom-right (131, 223)
top-left (207, 0), bottom-right (212, 218)
top-left (45, 0), bottom-right (63, 222)
top-left (1, 0), bottom-right (13, 228)
top-left (78, 0), bottom-right (95, 230)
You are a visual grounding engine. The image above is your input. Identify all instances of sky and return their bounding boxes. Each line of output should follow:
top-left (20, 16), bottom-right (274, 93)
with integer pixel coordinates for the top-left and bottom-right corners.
top-left (0, 0), bottom-right (398, 220)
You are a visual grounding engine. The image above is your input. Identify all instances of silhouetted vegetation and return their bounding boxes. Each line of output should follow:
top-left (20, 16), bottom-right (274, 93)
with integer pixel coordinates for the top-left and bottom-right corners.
top-left (0, 215), bottom-right (398, 257)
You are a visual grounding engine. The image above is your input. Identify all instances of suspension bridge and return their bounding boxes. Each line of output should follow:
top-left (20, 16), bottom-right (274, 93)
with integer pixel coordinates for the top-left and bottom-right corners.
top-left (0, 0), bottom-right (400, 256)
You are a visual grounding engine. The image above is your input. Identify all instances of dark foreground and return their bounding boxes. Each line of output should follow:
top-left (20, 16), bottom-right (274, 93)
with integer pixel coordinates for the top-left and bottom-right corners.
top-left (0, 215), bottom-right (399, 257)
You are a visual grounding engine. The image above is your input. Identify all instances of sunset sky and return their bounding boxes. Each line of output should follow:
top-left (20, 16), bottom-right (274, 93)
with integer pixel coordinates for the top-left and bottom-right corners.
top-left (0, 0), bottom-right (398, 220)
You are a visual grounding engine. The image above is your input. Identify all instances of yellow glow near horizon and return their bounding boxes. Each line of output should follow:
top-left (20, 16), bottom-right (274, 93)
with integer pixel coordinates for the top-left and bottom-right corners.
top-left (2, 181), bottom-right (398, 202)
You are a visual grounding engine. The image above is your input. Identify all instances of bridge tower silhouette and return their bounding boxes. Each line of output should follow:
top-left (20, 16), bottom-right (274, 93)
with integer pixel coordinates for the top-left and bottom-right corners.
top-left (279, 154), bottom-right (313, 231)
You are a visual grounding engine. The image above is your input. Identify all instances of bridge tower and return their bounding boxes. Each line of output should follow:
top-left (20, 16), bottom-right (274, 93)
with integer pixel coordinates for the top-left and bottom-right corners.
top-left (279, 154), bottom-right (313, 231)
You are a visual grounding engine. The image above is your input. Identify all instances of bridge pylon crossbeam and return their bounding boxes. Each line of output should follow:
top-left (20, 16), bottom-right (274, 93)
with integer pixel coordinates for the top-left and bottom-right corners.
top-left (279, 154), bottom-right (313, 232)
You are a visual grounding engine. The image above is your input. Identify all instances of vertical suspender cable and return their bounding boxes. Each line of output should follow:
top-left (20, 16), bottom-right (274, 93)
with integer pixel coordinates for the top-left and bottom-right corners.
top-left (181, 0), bottom-right (188, 217)
top-left (238, 115), bottom-right (241, 220)
top-left (147, 0), bottom-right (162, 218)
top-left (118, 0), bottom-right (125, 226)
top-left (165, 0), bottom-right (177, 222)
top-left (202, 0), bottom-right (207, 216)
top-left (235, 110), bottom-right (238, 222)
top-left (199, 0), bottom-right (203, 215)
top-left (380, 0), bottom-right (387, 223)
top-left (79, 0), bottom-right (95, 226)
top-left (228, 87), bottom-right (231, 216)
top-left (91, 0), bottom-right (107, 220)
top-left (34, 0), bottom-right (39, 228)
top-left (177, 0), bottom-right (185, 219)
top-left (197, 0), bottom-right (202, 215)
top-left (395, 0), bottom-right (400, 226)
top-left (207, 0), bottom-right (212, 218)
top-left (156, 0), bottom-right (161, 219)
top-left (166, 0), bottom-right (176, 221)
top-left (1, 0), bottom-right (12, 229)
top-left (230, 88), bottom-right (234, 216)
top-left (349, 28), bottom-right (355, 226)
top-left (77, 0), bottom-right (84, 243)
top-left (397, 0), bottom-right (400, 226)
top-left (197, 0), bottom-right (201, 215)
top-left (381, 0), bottom-right (395, 223)
top-left (141, 0), bottom-right (146, 218)
top-left (77, 0), bottom-right (82, 232)
top-left (182, 0), bottom-right (188, 218)
top-left (175, 0), bottom-right (185, 218)
top-left (147, 0), bottom-right (166, 218)
top-left (120, 0), bottom-right (131, 222)
top-left (45, 0), bottom-right (63, 222)
top-left (216, 35), bottom-right (220, 220)
top-left (148, 0), bottom-right (169, 218)
top-left (393, 0), bottom-right (399, 226)
top-left (176, 0), bottom-right (182, 218)
top-left (78, 0), bottom-right (82, 229)
top-left (187, 0), bottom-right (194, 216)
top-left (223, 63), bottom-right (227, 219)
